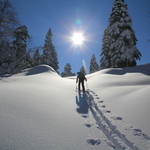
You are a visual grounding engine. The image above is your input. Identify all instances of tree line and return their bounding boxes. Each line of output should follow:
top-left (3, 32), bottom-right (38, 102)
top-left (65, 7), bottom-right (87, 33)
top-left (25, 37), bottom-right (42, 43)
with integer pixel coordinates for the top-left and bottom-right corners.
top-left (0, 0), bottom-right (59, 74)
top-left (0, 0), bottom-right (143, 77)
top-left (61, 54), bottom-right (99, 77)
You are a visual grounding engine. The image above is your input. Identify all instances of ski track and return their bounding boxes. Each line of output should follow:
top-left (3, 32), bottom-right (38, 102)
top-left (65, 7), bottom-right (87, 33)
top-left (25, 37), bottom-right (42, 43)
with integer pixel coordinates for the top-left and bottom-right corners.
top-left (79, 89), bottom-right (150, 150)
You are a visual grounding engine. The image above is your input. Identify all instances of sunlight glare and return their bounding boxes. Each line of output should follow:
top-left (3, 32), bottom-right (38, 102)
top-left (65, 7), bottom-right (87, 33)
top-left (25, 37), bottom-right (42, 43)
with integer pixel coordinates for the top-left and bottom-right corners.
top-left (72, 32), bottom-right (84, 45)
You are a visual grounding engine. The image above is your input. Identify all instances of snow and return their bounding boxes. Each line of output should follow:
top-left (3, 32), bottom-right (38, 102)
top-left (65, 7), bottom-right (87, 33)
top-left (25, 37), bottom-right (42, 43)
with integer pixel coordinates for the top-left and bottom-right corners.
top-left (0, 64), bottom-right (150, 150)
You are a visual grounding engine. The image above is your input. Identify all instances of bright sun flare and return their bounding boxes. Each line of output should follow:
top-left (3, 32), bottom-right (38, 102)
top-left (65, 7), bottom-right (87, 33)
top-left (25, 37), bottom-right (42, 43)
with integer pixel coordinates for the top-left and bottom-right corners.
top-left (72, 32), bottom-right (84, 45)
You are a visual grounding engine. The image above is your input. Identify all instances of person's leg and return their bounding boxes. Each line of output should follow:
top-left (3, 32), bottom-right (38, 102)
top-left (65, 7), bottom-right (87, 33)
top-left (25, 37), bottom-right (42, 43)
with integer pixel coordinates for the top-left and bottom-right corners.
top-left (78, 81), bottom-right (81, 91)
top-left (82, 81), bottom-right (85, 92)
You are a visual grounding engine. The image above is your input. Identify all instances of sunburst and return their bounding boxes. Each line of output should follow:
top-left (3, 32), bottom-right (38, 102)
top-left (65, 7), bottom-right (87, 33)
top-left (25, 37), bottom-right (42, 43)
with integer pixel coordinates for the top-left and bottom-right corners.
top-left (71, 32), bottom-right (84, 45)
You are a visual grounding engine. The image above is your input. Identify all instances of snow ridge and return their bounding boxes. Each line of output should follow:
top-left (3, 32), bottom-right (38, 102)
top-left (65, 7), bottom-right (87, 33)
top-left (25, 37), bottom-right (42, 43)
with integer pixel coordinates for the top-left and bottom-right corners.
top-left (85, 90), bottom-right (140, 150)
top-left (25, 65), bottom-right (57, 76)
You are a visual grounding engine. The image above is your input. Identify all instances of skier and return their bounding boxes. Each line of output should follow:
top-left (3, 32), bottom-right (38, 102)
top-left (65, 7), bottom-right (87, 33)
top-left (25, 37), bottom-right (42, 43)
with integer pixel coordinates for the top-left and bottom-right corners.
top-left (76, 72), bottom-right (87, 92)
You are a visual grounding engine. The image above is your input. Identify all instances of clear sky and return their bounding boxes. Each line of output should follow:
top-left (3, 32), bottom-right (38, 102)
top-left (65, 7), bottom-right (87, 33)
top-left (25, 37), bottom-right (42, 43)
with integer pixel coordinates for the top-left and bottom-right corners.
top-left (10, 0), bottom-right (150, 74)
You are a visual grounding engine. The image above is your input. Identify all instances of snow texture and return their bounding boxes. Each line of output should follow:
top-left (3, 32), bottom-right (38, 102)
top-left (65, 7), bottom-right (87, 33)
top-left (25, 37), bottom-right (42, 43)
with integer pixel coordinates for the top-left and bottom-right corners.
top-left (0, 64), bottom-right (150, 150)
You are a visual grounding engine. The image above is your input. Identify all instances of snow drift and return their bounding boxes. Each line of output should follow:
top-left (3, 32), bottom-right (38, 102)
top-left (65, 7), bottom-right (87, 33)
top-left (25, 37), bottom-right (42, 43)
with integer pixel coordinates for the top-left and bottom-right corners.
top-left (0, 64), bottom-right (150, 150)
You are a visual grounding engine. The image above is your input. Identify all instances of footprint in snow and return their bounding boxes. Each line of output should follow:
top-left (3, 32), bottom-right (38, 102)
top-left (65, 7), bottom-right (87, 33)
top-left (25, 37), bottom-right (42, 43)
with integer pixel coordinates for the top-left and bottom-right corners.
top-left (84, 123), bottom-right (92, 128)
top-left (103, 109), bottom-right (111, 113)
top-left (89, 90), bottom-right (94, 93)
top-left (142, 132), bottom-right (150, 140)
top-left (133, 128), bottom-right (150, 140)
top-left (98, 100), bottom-right (104, 103)
top-left (101, 105), bottom-right (106, 108)
top-left (111, 116), bottom-right (123, 121)
top-left (86, 138), bottom-right (101, 145)
top-left (96, 126), bottom-right (101, 130)
top-left (133, 128), bottom-right (142, 136)
top-left (106, 110), bottom-right (111, 113)
top-left (82, 115), bottom-right (88, 118)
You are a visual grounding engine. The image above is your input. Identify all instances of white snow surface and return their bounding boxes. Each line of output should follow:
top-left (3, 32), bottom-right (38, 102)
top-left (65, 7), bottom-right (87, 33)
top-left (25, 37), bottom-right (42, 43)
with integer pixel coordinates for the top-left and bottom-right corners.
top-left (0, 64), bottom-right (150, 150)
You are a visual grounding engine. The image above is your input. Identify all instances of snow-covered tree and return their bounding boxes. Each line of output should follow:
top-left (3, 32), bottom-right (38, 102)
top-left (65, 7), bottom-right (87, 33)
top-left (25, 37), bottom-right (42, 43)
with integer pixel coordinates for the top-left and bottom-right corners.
top-left (100, 0), bottom-right (141, 69)
top-left (25, 53), bottom-right (32, 68)
top-left (89, 54), bottom-right (99, 74)
top-left (61, 63), bottom-right (75, 77)
top-left (42, 28), bottom-right (59, 73)
top-left (80, 66), bottom-right (86, 75)
top-left (0, 40), bottom-right (15, 74)
top-left (51, 45), bottom-right (59, 73)
top-left (0, 0), bottom-right (20, 74)
top-left (0, 0), bottom-right (20, 41)
top-left (100, 29), bottom-right (112, 69)
top-left (12, 25), bottom-right (30, 72)
top-left (13, 25), bottom-right (30, 59)
top-left (33, 49), bottom-right (41, 67)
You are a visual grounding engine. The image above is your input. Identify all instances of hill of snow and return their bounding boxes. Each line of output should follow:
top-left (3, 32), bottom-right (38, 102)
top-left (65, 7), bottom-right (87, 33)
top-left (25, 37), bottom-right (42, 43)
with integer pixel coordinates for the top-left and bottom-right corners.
top-left (0, 64), bottom-right (150, 150)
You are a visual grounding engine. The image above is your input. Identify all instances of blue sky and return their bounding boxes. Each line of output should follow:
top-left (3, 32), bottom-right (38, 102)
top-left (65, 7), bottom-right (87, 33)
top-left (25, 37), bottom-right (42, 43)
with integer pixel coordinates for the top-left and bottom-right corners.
top-left (11, 0), bottom-right (150, 74)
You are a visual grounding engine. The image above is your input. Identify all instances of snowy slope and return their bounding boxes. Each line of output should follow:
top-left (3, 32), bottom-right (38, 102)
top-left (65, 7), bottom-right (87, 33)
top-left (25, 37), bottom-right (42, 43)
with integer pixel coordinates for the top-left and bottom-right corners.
top-left (0, 64), bottom-right (150, 150)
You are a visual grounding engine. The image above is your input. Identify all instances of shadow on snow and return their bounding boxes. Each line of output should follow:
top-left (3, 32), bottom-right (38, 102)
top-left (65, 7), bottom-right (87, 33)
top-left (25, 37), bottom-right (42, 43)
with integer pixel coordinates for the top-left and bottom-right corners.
top-left (105, 63), bottom-right (150, 76)
top-left (76, 91), bottom-right (93, 114)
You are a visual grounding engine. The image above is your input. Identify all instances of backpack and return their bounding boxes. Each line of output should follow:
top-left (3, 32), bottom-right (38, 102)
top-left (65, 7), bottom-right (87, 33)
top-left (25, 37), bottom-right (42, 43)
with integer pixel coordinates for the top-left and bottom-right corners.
top-left (77, 72), bottom-right (85, 81)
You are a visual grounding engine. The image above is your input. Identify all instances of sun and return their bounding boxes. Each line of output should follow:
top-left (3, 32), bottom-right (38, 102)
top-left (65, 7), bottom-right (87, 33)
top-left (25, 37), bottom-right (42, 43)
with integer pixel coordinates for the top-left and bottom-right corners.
top-left (72, 32), bottom-right (84, 45)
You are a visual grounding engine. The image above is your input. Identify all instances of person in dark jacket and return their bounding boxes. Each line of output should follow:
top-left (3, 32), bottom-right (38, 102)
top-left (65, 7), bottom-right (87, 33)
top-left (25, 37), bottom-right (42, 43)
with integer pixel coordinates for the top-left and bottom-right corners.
top-left (76, 72), bottom-right (87, 92)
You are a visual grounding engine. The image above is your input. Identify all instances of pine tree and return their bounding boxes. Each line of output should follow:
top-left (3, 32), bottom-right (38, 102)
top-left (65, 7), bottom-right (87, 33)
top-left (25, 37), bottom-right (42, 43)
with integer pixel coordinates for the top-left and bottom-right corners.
top-left (100, 29), bottom-right (112, 69)
top-left (80, 66), bottom-right (86, 75)
top-left (61, 63), bottom-right (75, 77)
top-left (42, 28), bottom-right (59, 73)
top-left (12, 25), bottom-right (30, 72)
top-left (89, 54), bottom-right (99, 73)
top-left (13, 25), bottom-right (30, 59)
top-left (33, 49), bottom-right (41, 66)
top-left (51, 45), bottom-right (59, 73)
top-left (25, 53), bottom-right (32, 68)
top-left (100, 0), bottom-right (141, 69)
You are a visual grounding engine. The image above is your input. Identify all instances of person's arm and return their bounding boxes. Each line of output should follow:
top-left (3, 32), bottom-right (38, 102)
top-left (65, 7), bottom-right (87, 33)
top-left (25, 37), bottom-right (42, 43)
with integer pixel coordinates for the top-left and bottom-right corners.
top-left (84, 77), bottom-right (87, 81)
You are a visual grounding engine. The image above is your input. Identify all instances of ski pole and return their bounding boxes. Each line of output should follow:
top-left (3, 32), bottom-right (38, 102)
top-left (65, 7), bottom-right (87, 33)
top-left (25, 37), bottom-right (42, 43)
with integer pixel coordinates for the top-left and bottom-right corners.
top-left (76, 82), bottom-right (78, 90)
top-left (86, 81), bottom-right (89, 90)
